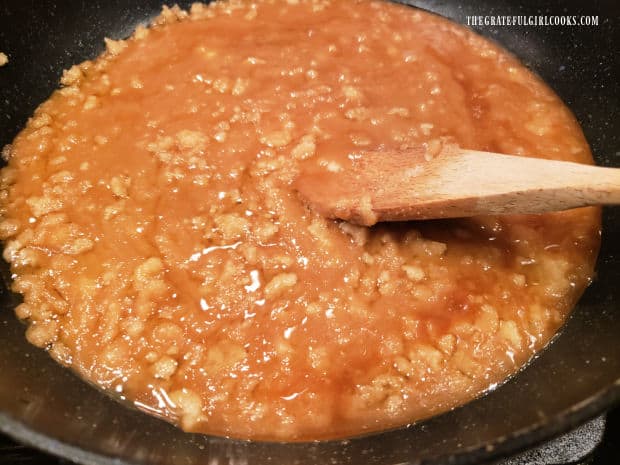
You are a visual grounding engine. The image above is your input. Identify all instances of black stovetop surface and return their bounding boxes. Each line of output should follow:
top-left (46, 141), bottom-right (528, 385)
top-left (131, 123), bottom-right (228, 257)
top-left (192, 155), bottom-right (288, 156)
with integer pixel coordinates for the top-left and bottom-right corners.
top-left (0, 406), bottom-right (618, 465)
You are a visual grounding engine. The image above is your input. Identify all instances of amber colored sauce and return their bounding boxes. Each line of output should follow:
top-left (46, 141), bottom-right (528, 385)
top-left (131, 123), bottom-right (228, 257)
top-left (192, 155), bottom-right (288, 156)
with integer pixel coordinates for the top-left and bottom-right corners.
top-left (0, 0), bottom-right (599, 440)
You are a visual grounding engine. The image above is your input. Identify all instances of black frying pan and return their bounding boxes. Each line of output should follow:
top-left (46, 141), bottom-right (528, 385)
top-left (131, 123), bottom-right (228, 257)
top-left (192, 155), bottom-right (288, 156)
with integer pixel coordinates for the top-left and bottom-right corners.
top-left (0, 1), bottom-right (618, 464)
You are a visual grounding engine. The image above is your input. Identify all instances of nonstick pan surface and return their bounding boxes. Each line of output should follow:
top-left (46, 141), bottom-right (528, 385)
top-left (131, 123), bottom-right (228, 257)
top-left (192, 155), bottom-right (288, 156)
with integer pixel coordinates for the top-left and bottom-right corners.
top-left (0, 1), bottom-right (618, 464)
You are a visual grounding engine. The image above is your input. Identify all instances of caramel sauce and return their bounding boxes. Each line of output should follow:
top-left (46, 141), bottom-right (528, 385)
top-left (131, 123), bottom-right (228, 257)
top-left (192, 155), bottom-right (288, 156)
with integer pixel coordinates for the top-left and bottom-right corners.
top-left (0, 0), bottom-right (599, 440)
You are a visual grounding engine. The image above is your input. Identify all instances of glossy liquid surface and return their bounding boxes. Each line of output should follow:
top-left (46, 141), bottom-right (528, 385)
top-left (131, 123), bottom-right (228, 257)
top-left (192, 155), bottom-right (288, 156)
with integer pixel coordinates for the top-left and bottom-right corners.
top-left (0, 0), bottom-right (599, 440)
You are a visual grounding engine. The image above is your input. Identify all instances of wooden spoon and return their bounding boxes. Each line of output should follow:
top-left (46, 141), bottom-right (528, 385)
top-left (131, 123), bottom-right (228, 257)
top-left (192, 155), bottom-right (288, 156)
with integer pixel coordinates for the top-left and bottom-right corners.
top-left (295, 144), bottom-right (620, 226)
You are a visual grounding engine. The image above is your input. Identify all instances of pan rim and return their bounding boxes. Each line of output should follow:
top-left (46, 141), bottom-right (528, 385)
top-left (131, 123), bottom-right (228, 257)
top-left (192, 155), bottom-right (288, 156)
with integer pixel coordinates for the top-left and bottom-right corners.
top-left (1, 381), bottom-right (618, 465)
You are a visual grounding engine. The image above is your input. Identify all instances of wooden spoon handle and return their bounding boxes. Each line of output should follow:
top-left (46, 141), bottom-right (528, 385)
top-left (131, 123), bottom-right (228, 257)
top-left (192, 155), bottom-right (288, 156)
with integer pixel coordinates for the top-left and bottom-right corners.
top-left (419, 150), bottom-right (620, 217)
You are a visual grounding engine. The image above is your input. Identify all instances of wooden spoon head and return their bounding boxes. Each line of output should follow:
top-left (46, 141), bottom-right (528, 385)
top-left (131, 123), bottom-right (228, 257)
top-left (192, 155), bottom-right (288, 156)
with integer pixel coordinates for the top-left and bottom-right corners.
top-left (295, 143), bottom-right (458, 225)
